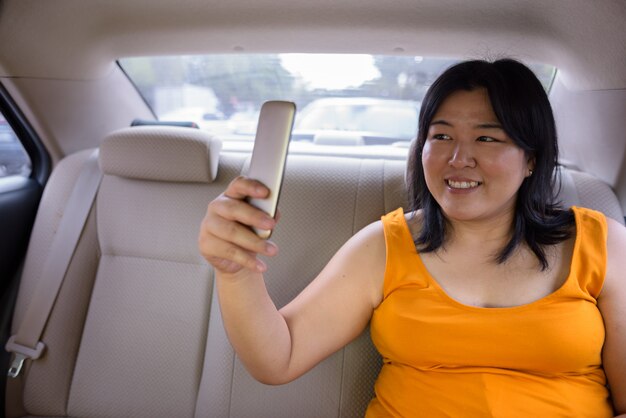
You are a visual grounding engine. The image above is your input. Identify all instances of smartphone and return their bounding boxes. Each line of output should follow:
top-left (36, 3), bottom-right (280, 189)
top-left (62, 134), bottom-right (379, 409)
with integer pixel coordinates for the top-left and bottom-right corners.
top-left (246, 100), bottom-right (296, 239)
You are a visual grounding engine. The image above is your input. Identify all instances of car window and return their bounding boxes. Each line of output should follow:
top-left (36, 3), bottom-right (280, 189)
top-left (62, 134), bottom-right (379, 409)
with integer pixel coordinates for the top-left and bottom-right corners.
top-left (295, 100), bottom-right (419, 141)
top-left (120, 54), bottom-right (555, 155)
top-left (0, 113), bottom-right (31, 178)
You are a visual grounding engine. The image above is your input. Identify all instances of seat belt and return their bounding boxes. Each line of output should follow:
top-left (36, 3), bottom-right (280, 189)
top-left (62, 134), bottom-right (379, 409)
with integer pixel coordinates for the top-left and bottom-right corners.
top-left (5, 149), bottom-right (103, 378)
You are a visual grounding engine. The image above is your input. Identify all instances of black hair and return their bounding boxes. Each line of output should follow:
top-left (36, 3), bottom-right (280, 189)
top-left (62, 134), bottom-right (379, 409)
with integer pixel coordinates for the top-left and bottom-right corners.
top-left (406, 59), bottom-right (574, 269)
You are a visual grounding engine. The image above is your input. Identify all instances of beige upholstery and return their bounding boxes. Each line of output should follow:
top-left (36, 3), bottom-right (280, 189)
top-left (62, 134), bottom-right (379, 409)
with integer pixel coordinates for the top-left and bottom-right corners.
top-left (10, 149), bottom-right (101, 416)
top-left (7, 126), bottom-right (623, 417)
top-left (559, 167), bottom-right (624, 224)
top-left (99, 126), bottom-right (222, 183)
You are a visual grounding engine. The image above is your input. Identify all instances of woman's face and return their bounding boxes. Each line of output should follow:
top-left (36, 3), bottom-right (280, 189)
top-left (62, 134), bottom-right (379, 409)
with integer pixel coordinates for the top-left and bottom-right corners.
top-left (421, 88), bottom-right (533, 224)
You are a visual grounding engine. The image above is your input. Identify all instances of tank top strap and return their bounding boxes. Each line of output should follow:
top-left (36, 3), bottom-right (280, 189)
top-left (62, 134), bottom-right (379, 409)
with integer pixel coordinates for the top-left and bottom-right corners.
top-left (567, 206), bottom-right (608, 300)
top-left (380, 208), bottom-right (429, 298)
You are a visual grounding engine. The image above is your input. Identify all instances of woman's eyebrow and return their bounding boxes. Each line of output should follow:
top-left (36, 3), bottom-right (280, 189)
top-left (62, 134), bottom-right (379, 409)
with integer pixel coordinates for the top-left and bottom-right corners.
top-left (430, 119), bottom-right (452, 127)
top-left (475, 122), bottom-right (503, 130)
top-left (430, 120), bottom-right (503, 130)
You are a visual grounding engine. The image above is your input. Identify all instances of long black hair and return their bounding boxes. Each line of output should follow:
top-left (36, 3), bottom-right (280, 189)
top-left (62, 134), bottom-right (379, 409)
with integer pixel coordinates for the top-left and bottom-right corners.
top-left (406, 59), bottom-right (574, 269)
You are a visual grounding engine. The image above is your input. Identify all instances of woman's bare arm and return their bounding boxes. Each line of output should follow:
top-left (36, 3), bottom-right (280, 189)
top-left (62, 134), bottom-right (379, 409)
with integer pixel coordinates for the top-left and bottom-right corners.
top-left (199, 176), bottom-right (385, 384)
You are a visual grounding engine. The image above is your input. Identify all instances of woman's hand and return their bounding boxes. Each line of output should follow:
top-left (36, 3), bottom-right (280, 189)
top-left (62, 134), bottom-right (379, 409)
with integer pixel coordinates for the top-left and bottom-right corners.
top-left (198, 176), bottom-right (279, 275)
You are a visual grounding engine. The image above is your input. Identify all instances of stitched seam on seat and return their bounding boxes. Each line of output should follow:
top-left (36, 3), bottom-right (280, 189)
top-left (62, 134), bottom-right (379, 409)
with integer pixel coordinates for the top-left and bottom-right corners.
top-left (350, 159), bottom-right (363, 235)
top-left (338, 159), bottom-right (364, 417)
top-left (191, 268), bottom-right (214, 418)
top-left (99, 253), bottom-right (209, 268)
top-left (227, 346), bottom-right (235, 417)
top-left (382, 161), bottom-right (388, 213)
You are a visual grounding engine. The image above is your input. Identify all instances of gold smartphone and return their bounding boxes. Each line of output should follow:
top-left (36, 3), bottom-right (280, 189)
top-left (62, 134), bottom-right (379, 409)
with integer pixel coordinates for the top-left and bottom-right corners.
top-left (246, 101), bottom-right (296, 239)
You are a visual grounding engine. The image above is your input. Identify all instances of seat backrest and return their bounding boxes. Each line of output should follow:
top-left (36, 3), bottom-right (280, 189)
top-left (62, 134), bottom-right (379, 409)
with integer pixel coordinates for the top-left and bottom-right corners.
top-left (9, 126), bottom-right (233, 417)
top-left (7, 126), bottom-right (623, 417)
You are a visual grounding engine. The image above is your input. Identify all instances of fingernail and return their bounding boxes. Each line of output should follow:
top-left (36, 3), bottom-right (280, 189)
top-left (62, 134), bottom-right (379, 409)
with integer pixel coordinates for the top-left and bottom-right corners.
top-left (255, 259), bottom-right (267, 272)
top-left (265, 242), bottom-right (277, 255)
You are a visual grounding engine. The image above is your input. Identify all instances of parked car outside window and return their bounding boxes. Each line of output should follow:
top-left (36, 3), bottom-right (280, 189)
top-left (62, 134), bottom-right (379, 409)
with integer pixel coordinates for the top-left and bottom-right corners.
top-left (292, 97), bottom-right (420, 145)
top-left (121, 54), bottom-right (555, 153)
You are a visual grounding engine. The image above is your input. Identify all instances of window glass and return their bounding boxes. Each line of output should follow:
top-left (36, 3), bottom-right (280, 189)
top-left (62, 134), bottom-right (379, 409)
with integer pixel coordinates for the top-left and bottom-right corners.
top-left (0, 113), bottom-right (31, 178)
top-left (120, 54), bottom-right (556, 156)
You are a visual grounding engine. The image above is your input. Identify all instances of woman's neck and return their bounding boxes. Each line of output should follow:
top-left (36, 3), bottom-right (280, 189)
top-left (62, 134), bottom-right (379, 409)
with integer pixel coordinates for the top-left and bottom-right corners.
top-left (443, 208), bottom-right (517, 257)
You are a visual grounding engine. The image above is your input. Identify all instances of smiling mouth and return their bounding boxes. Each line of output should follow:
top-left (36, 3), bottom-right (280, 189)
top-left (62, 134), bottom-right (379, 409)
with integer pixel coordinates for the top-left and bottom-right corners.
top-left (446, 179), bottom-right (481, 189)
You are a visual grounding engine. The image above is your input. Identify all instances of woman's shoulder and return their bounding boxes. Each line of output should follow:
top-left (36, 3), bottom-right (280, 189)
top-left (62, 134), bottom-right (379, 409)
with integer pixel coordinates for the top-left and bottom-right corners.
top-left (379, 207), bottom-right (423, 237)
top-left (404, 209), bottom-right (423, 241)
top-left (598, 217), bottom-right (626, 412)
top-left (572, 206), bottom-right (606, 223)
top-left (348, 217), bottom-right (386, 252)
top-left (349, 208), bottom-right (425, 254)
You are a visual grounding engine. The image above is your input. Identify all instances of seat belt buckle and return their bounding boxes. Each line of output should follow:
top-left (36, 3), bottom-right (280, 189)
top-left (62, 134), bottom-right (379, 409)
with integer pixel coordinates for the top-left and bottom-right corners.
top-left (8, 353), bottom-right (27, 378)
top-left (5, 335), bottom-right (45, 378)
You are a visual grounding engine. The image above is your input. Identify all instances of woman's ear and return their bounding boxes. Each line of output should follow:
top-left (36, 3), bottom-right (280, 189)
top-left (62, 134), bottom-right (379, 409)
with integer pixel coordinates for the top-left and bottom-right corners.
top-left (526, 155), bottom-right (536, 177)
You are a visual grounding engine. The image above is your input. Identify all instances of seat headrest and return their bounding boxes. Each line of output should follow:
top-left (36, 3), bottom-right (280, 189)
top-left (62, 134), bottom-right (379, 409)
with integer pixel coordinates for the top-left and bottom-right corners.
top-left (99, 126), bottom-right (222, 183)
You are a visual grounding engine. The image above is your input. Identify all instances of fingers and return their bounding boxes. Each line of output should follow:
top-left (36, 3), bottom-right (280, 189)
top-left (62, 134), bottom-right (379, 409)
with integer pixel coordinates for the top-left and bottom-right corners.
top-left (208, 214), bottom-right (277, 257)
top-left (199, 210), bottom-right (276, 274)
top-left (213, 194), bottom-right (276, 234)
top-left (198, 176), bottom-right (280, 274)
top-left (223, 176), bottom-right (271, 200)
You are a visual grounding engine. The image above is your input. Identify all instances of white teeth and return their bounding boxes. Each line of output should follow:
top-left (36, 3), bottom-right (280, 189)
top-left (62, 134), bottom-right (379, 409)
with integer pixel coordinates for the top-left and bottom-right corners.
top-left (447, 180), bottom-right (479, 189)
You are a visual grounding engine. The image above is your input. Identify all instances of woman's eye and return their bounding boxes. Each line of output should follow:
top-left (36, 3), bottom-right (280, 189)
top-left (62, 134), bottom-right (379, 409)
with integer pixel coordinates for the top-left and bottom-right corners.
top-left (432, 134), bottom-right (450, 140)
top-left (477, 136), bottom-right (498, 142)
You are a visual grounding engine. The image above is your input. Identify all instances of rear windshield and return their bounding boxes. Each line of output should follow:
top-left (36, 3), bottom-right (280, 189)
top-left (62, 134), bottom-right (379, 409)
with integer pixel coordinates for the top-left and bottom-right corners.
top-left (120, 54), bottom-right (555, 157)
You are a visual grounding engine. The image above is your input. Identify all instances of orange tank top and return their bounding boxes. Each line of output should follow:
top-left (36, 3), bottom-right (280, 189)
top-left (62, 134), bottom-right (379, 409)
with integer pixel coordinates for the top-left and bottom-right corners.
top-left (366, 206), bottom-right (613, 417)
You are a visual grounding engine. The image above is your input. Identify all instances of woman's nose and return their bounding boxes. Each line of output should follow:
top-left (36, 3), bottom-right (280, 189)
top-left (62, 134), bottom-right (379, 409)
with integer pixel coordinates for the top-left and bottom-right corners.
top-left (448, 142), bottom-right (476, 168)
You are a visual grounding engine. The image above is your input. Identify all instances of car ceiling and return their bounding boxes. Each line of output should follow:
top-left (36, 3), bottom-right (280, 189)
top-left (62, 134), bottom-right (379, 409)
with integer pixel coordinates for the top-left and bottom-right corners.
top-left (0, 0), bottom-right (624, 90)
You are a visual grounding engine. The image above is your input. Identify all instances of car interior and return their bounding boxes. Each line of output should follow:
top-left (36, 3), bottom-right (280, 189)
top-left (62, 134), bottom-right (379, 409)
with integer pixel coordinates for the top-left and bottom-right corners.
top-left (0, 0), bottom-right (625, 417)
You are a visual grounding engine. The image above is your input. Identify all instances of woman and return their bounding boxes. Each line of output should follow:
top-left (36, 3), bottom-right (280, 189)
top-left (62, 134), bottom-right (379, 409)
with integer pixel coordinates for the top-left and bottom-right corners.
top-left (198, 59), bottom-right (625, 416)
